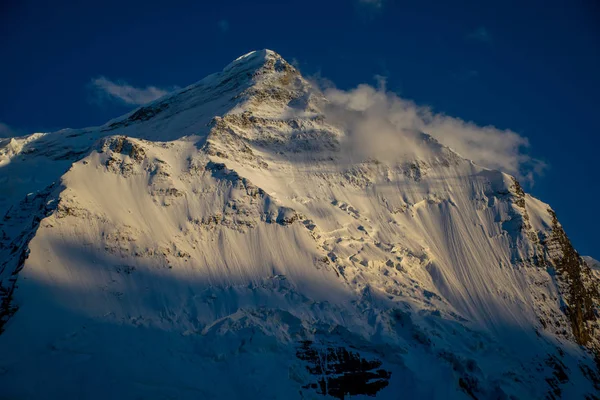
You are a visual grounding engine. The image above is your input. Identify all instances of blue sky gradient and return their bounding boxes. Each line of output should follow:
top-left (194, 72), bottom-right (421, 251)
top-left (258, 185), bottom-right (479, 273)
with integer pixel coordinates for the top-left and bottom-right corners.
top-left (0, 0), bottom-right (598, 257)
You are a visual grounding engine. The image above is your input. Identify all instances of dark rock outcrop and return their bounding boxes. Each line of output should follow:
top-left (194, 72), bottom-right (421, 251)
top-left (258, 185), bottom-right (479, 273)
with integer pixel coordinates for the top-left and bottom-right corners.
top-left (296, 340), bottom-right (391, 399)
top-left (543, 209), bottom-right (600, 354)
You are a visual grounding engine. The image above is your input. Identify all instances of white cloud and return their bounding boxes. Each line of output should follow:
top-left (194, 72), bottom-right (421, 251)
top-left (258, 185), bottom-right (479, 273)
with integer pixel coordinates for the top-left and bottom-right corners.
top-left (358, 0), bottom-right (383, 7)
top-left (218, 19), bottom-right (230, 32)
top-left (322, 83), bottom-right (546, 183)
top-left (468, 27), bottom-right (492, 43)
top-left (91, 77), bottom-right (176, 106)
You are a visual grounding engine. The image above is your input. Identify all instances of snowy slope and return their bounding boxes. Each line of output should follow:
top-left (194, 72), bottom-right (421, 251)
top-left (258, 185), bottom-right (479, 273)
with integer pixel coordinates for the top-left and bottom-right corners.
top-left (0, 50), bottom-right (599, 399)
top-left (584, 256), bottom-right (600, 270)
top-left (583, 256), bottom-right (600, 279)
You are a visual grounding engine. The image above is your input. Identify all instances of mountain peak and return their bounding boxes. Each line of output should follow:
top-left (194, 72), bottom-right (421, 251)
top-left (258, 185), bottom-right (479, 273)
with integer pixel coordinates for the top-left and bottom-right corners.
top-left (222, 49), bottom-right (293, 76)
top-left (227, 49), bottom-right (280, 66)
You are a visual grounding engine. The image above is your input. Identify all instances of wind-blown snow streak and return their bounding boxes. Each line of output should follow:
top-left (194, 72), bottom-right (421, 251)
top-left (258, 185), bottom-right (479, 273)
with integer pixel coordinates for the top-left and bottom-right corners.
top-left (0, 49), bottom-right (598, 399)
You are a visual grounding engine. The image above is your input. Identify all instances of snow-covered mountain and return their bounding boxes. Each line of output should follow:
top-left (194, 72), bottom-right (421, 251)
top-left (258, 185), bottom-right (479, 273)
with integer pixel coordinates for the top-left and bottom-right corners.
top-left (584, 257), bottom-right (600, 279)
top-left (1, 50), bottom-right (599, 399)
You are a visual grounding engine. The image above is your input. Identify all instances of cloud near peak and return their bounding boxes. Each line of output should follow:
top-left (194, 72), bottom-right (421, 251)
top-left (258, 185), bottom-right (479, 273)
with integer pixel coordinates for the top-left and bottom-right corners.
top-left (322, 83), bottom-right (546, 183)
top-left (91, 77), bottom-right (177, 106)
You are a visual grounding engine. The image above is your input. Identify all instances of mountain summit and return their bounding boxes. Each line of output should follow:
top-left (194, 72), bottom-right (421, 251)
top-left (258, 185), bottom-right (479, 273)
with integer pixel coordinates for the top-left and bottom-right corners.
top-left (0, 50), bottom-right (599, 399)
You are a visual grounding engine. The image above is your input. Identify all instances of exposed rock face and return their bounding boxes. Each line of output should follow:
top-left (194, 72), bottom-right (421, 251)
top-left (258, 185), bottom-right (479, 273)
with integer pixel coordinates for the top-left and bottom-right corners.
top-left (296, 340), bottom-right (391, 399)
top-left (0, 49), bottom-right (599, 399)
top-left (107, 102), bottom-right (170, 129)
top-left (544, 210), bottom-right (600, 353)
top-left (0, 183), bottom-right (60, 333)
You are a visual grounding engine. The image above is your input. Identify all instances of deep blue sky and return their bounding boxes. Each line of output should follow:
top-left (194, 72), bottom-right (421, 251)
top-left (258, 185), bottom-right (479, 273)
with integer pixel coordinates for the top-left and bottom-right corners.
top-left (1, 0), bottom-right (598, 258)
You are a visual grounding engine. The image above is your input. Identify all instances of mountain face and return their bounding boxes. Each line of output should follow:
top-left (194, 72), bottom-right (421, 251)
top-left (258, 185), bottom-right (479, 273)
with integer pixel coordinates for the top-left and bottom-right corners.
top-left (1, 50), bottom-right (599, 399)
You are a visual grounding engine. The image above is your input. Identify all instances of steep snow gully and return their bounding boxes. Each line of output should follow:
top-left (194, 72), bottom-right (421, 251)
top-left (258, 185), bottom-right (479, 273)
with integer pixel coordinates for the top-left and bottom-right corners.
top-left (0, 50), bottom-right (599, 399)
